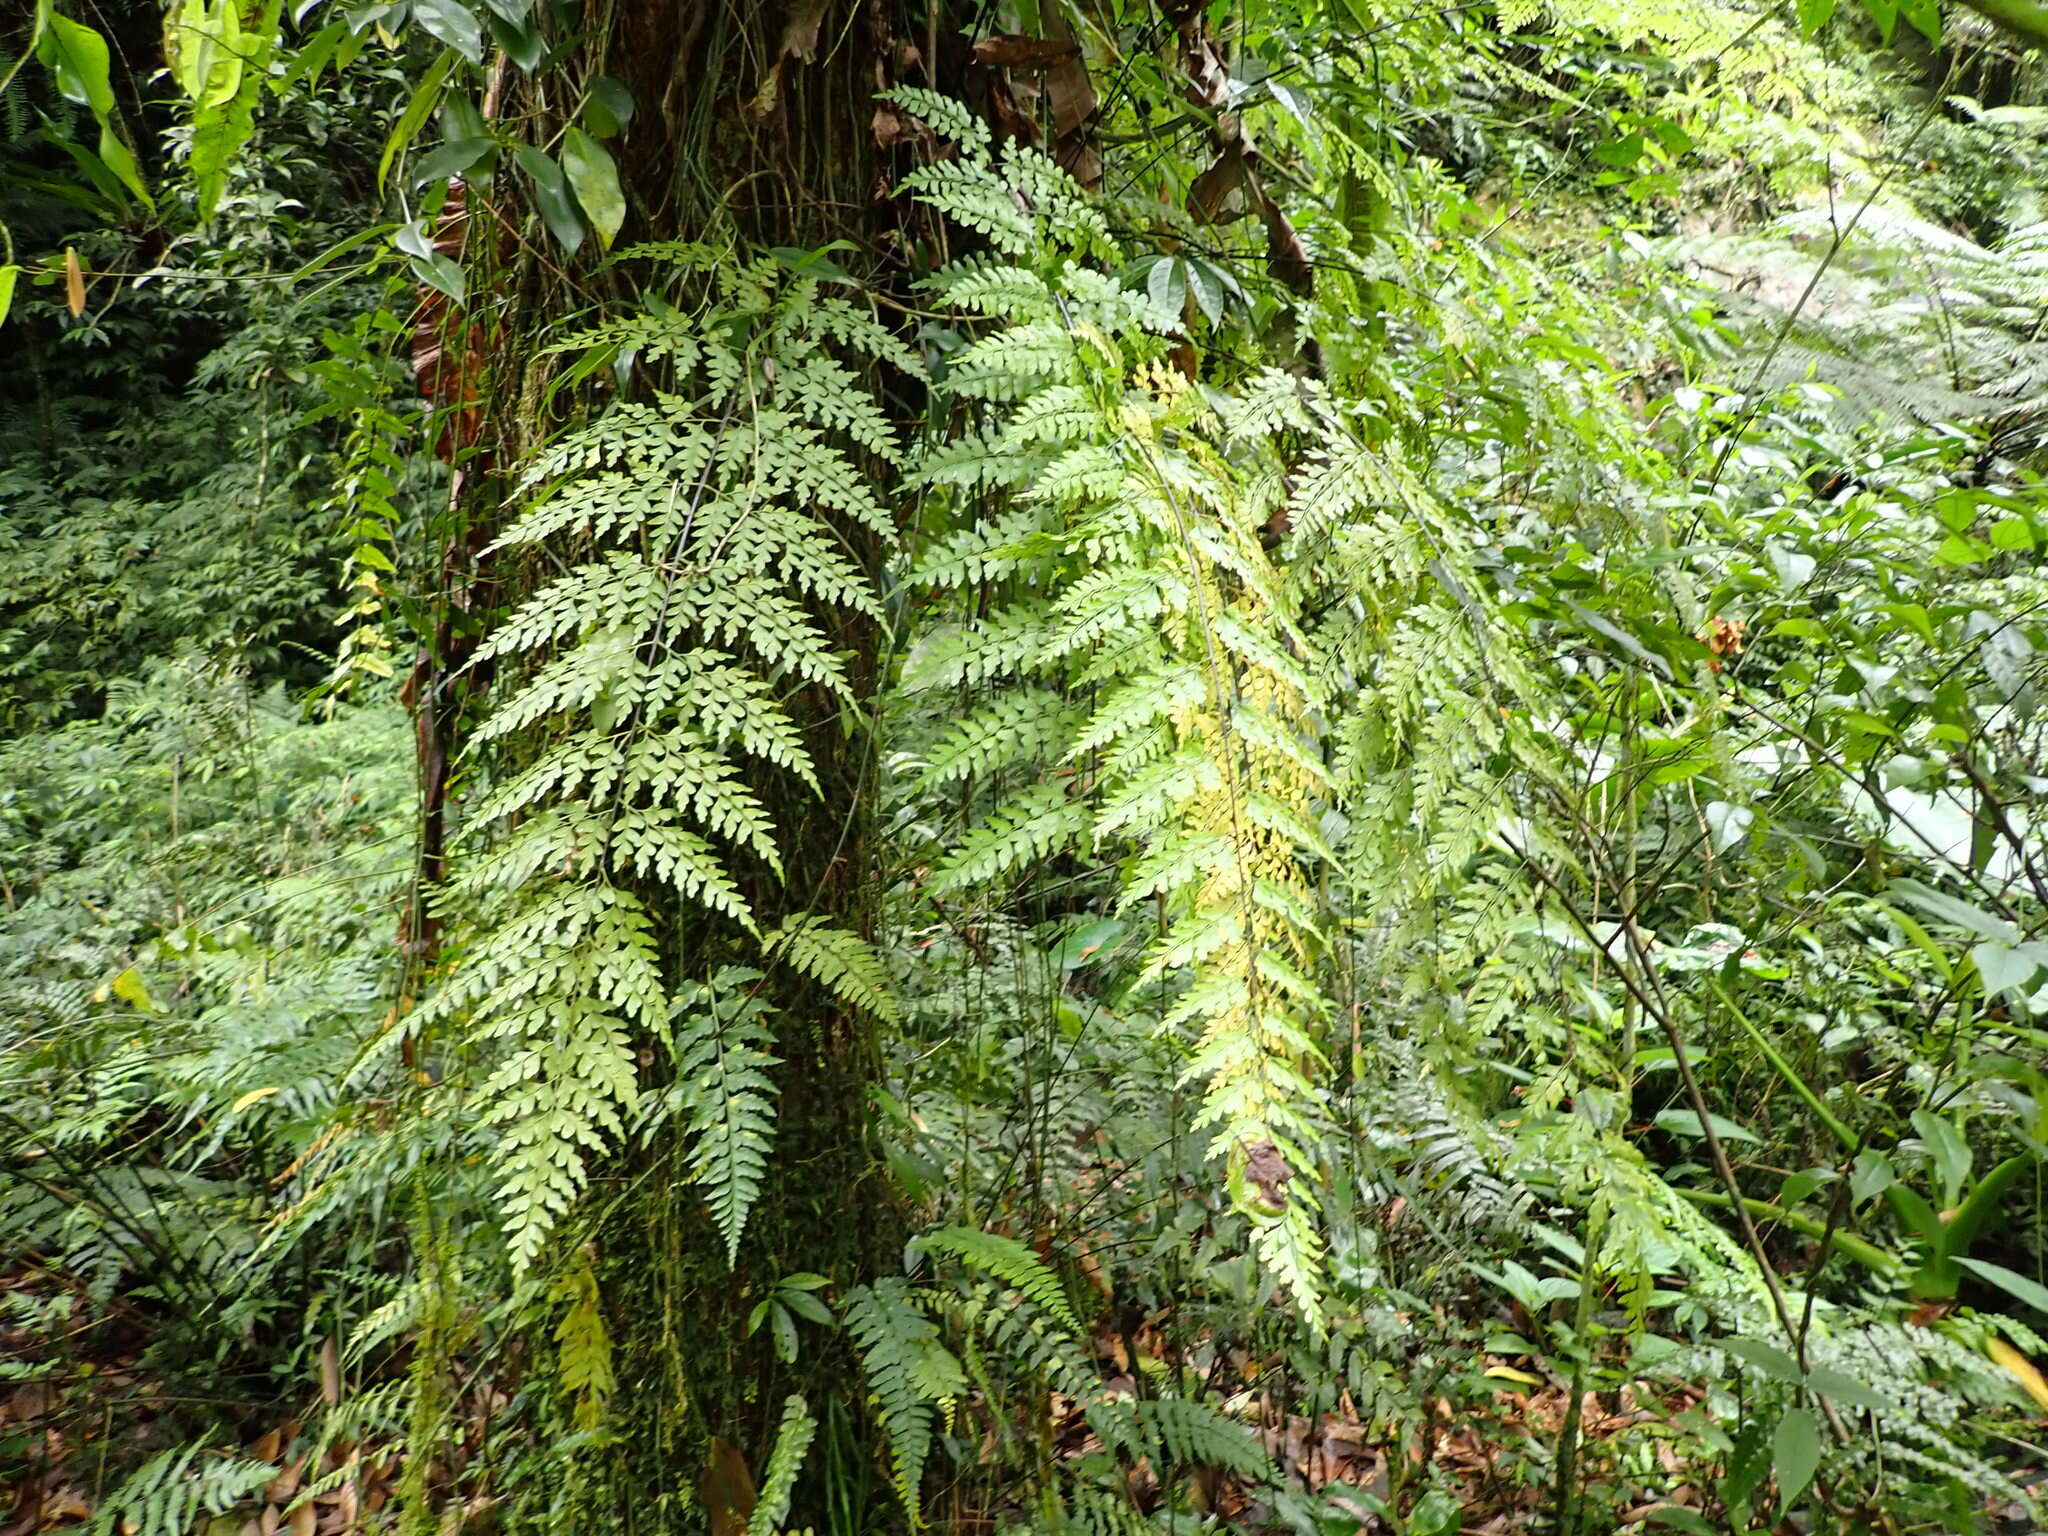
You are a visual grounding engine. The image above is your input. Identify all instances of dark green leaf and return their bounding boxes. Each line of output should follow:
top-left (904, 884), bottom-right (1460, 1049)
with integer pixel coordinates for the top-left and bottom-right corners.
top-left (1772, 1407), bottom-right (1821, 1508)
top-left (410, 137), bottom-right (495, 187)
top-left (584, 75), bottom-right (634, 137)
top-left (37, 9), bottom-right (116, 116)
top-left (1958, 1257), bottom-right (2048, 1315)
top-left (485, 9), bottom-right (545, 70)
top-left (561, 127), bottom-right (625, 250)
top-left (1721, 1336), bottom-right (1802, 1383)
top-left (378, 49), bottom-right (456, 193)
top-left (411, 0), bottom-right (483, 62)
top-left (513, 144), bottom-right (586, 256)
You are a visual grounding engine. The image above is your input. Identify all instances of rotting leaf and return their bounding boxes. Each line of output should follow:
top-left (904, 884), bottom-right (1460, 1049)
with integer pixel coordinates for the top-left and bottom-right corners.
top-left (703, 1437), bottom-right (757, 1536)
top-left (745, 0), bottom-right (830, 122)
top-left (1242, 1140), bottom-right (1293, 1211)
top-left (972, 34), bottom-right (1079, 68)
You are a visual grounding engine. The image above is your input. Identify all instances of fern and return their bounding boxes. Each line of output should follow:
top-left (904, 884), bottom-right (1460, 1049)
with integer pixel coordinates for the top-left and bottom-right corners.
top-left (670, 972), bottom-right (781, 1265)
top-left (86, 1439), bottom-right (274, 1536)
top-left (423, 255), bottom-right (905, 1270)
top-left (892, 103), bottom-right (1343, 1324)
top-left (767, 916), bottom-right (903, 1026)
top-left (1126, 1397), bottom-right (1273, 1481)
top-left (553, 1250), bottom-right (616, 1433)
top-left (746, 1395), bottom-right (817, 1536)
top-left (843, 1277), bottom-right (965, 1525)
top-left (915, 1226), bottom-right (1080, 1334)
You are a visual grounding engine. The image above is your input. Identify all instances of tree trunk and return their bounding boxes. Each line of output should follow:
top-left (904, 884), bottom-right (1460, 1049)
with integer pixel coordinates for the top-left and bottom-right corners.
top-left (413, 3), bottom-right (934, 1528)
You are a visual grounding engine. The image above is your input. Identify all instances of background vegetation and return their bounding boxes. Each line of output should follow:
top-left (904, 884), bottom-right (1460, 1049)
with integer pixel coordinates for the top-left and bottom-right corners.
top-left (4, 0), bottom-right (2048, 1531)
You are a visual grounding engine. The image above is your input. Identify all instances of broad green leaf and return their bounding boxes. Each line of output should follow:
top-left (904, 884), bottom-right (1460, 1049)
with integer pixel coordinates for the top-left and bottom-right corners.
top-left (1772, 1407), bottom-right (1821, 1507)
top-left (1185, 255), bottom-right (1229, 325)
top-left (188, 0), bottom-right (282, 216)
top-left (1990, 516), bottom-right (2036, 551)
top-left (1147, 254), bottom-right (1186, 315)
top-left (583, 74), bottom-right (634, 137)
top-left (37, 9), bottom-right (116, 116)
top-left (0, 266), bottom-right (16, 327)
top-left (1898, 0), bottom-right (1940, 42)
top-left (513, 144), bottom-right (586, 256)
top-left (1592, 132), bottom-right (1645, 168)
top-left (411, 137), bottom-right (496, 188)
top-left (1909, 1109), bottom-right (1972, 1207)
top-left (1958, 1257), bottom-right (2048, 1315)
top-left (1805, 1365), bottom-right (1891, 1411)
top-left (282, 19), bottom-right (349, 92)
top-left (1850, 1149), bottom-right (1894, 1204)
top-left (1796, 0), bottom-right (1838, 32)
top-left (408, 251), bottom-right (466, 304)
top-left (1705, 800), bottom-right (1754, 851)
top-left (96, 123), bottom-right (151, 208)
top-left (561, 127), bottom-right (625, 250)
top-left (393, 218), bottom-right (437, 262)
top-left (770, 1302), bottom-right (798, 1362)
top-left (378, 48), bottom-right (457, 193)
top-left (1720, 1336), bottom-right (1802, 1383)
top-left (1654, 1107), bottom-right (1761, 1144)
top-left (168, 0), bottom-right (243, 107)
top-left (412, 0), bottom-right (484, 62)
top-left (441, 92), bottom-right (489, 140)
top-left (779, 1289), bottom-right (834, 1327)
top-left (1974, 939), bottom-right (2047, 998)
top-left (485, 10), bottom-right (546, 71)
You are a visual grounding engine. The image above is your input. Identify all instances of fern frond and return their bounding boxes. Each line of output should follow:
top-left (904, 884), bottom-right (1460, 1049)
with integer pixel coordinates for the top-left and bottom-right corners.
top-left (844, 1277), bottom-right (965, 1525)
top-left (747, 1395), bottom-right (817, 1536)
top-left (767, 916), bottom-right (903, 1025)
top-left (928, 780), bottom-right (1091, 896)
top-left (916, 1226), bottom-right (1080, 1334)
top-left (552, 1250), bottom-right (616, 1433)
top-left (670, 972), bottom-right (781, 1265)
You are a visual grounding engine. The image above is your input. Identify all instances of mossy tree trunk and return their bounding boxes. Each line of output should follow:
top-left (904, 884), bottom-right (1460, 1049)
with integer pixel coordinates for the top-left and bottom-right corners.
top-left (409, 3), bottom-right (945, 1529)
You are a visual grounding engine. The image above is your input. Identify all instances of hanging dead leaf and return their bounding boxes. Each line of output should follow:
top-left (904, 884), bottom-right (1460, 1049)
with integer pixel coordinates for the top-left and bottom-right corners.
top-left (1261, 193), bottom-right (1314, 297)
top-left (973, 35), bottom-right (1078, 68)
top-left (1242, 1140), bottom-right (1293, 1209)
top-left (65, 248), bottom-right (86, 317)
top-left (984, 74), bottom-right (1041, 148)
top-left (1189, 143), bottom-right (1257, 224)
top-left (318, 1336), bottom-right (341, 1406)
top-left (1041, 1), bottom-right (1099, 184)
top-left (746, 0), bottom-right (831, 121)
top-left (1705, 615), bottom-right (1746, 657)
top-left (1180, 36), bottom-right (1229, 108)
top-left (702, 1437), bottom-right (757, 1536)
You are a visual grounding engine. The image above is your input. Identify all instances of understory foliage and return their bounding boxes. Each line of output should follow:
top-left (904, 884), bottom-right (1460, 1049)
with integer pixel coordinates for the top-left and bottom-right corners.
top-left (6, 0), bottom-right (2048, 1533)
